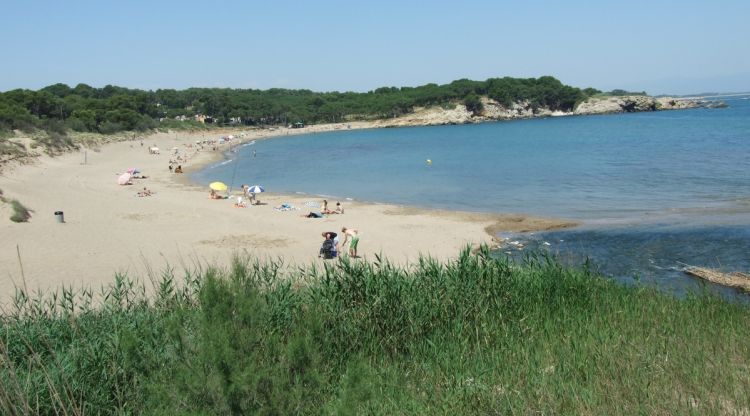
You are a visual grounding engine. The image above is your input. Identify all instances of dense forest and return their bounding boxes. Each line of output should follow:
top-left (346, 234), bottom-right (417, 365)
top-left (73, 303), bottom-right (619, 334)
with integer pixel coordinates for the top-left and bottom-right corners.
top-left (0, 76), bottom-right (601, 136)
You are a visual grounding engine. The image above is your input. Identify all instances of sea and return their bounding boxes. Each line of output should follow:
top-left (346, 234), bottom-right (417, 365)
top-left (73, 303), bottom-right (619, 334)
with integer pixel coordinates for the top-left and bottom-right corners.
top-left (193, 95), bottom-right (750, 299)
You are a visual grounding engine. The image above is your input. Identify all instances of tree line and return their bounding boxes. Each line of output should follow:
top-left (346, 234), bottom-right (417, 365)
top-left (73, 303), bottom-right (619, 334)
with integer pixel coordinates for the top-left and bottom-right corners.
top-left (0, 76), bottom-right (602, 136)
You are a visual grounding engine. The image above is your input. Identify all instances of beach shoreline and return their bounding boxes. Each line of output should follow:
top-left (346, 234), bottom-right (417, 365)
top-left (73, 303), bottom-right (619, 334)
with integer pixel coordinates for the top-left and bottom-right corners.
top-left (0, 123), bottom-right (576, 302)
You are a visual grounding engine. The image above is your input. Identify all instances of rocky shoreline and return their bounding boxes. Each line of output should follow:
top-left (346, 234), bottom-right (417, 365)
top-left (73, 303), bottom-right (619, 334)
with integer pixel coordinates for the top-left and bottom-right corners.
top-left (368, 95), bottom-right (726, 128)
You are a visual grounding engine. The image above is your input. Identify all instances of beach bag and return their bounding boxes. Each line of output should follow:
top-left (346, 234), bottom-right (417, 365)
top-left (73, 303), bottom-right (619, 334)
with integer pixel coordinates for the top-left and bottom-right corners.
top-left (320, 239), bottom-right (335, 259)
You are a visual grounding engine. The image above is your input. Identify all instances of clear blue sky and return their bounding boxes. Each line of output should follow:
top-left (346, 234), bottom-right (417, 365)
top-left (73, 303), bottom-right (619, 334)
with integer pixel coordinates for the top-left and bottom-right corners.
top-left (3, 0), bottom-right (749, 95)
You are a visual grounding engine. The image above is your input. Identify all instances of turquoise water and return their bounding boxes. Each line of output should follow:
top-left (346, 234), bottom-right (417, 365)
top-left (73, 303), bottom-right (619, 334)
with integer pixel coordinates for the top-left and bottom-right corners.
top-left (194, 96), bottom-right (750, 296)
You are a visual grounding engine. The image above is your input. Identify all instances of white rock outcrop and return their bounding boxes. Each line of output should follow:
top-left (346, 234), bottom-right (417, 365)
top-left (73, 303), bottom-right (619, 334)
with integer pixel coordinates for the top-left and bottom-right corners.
top-left (365, 95), bottom-right (706, 128)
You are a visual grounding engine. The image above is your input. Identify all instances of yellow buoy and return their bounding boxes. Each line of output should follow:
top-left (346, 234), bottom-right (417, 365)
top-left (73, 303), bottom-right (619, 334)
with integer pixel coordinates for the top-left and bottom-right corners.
top-left (426, 159), bottom-right (432, 165)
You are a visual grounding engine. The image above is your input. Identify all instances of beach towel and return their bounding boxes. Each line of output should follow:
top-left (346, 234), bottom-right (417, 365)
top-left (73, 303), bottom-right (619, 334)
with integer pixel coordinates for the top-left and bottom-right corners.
top-left (274, 203), bottom-right (297, 212)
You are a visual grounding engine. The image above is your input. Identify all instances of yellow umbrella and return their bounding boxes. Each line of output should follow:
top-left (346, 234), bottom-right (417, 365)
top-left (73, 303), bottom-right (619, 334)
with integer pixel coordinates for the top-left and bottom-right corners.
top-left (209, 181), bottom-right (228, 191)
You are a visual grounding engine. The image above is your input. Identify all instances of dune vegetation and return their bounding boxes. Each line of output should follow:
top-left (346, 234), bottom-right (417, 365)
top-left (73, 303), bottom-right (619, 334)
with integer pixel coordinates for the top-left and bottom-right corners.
top-left (1, 248), bottom-right (748, 414)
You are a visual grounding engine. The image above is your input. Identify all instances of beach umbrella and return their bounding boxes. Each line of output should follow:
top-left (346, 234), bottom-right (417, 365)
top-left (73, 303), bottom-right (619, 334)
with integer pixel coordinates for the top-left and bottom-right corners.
top-left (117, 172), bottom-right (132, 185)
top-left (209, 181), bottom-right (228, 191)
top-left (247, 185), bottom-right (264, 194)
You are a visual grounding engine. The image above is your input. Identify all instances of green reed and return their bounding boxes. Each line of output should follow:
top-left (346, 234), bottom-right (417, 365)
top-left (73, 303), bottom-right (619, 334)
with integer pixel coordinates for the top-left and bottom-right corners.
top-left (1, 247), bottom-right (748, 415)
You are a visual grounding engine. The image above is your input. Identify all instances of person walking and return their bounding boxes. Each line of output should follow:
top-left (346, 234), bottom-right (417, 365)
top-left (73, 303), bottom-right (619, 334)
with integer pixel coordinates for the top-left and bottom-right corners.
top-left (340, 227), bottom-right (360, 258)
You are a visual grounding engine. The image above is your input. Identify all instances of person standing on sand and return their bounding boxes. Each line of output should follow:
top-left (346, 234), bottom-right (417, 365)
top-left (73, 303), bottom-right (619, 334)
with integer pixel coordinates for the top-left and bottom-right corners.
top-left (341, 227), bottom-right (360, 257)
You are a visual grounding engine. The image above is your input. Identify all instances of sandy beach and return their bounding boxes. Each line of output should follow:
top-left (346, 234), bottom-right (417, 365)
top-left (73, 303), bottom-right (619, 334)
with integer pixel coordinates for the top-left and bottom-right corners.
top-left (0, 124), bottom-right (575, 302)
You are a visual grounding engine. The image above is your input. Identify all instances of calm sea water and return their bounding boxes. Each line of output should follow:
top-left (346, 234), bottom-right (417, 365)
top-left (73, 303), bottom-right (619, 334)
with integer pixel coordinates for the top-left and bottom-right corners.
top-left (194, 95), bottom-right (750, 297)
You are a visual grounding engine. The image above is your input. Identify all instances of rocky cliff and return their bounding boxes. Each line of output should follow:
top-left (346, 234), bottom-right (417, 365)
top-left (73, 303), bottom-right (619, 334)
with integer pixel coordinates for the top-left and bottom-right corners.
top-left (574, 96), bottom-right (704, 114)
top-left (368, 95), bottom-right (720, 128)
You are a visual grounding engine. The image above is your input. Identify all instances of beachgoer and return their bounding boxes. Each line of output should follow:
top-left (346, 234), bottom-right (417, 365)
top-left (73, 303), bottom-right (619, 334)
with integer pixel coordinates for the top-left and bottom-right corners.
top-left (334, 202), bottom-right (344, 214)
top-left (319, 232), bottom-right (337, 259)
top-left (340, 227), bottom-right (360, 257)
top-left (137, 187), bottom-right (153, 197)
top-left (174, 165), bottom-right (183, 173)
top-left (234, 196), bottom-right (246, 207)
top-left (301, 211), bottom-right (323, 218)
top-left (322, 200), bottom-right (331, 214)
top-left (209, 189), bottom-right (223, 200)
top-left (168, 164), bottom-right (173, 173)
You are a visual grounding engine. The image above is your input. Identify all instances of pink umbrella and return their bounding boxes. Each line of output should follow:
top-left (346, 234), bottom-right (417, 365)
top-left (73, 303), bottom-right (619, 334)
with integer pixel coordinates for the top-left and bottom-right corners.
top-left (117, 172), bottom-right (132, 185)
top-left (126, 168), bottom-right (140, 174)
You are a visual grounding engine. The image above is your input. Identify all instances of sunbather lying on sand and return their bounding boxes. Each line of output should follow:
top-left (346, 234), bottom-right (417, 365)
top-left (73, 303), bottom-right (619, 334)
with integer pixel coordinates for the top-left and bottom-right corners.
top-left (301, 211), bottom-right (323, 218)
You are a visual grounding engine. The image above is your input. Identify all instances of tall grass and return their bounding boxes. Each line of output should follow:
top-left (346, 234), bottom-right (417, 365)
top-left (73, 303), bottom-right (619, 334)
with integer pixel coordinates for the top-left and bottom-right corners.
top-left (1, 248), bottom-right (748, 414)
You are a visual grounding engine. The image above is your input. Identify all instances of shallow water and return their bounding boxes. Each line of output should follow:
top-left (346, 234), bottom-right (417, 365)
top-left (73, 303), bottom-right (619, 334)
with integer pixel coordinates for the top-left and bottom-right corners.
top-left (193, 95), bottom-right (750, 297)
top-left (496, 223), bottom-right (750, 300)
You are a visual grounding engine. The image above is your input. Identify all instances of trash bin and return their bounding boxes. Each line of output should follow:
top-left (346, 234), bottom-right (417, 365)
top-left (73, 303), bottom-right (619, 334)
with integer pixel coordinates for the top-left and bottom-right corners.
top-left (54, 211), bottom-right (64, 223)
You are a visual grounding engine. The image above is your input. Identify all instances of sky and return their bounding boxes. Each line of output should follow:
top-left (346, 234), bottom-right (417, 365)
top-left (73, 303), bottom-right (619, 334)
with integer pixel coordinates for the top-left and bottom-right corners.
top-left (3, 0), bottom-right (749, 95)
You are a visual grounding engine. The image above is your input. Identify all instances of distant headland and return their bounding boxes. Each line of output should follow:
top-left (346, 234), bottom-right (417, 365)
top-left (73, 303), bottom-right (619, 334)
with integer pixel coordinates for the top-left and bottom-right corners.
top-left (0, 76), bottom-right (727, 163)
top-left (365, 94), bottom-right (725, 128)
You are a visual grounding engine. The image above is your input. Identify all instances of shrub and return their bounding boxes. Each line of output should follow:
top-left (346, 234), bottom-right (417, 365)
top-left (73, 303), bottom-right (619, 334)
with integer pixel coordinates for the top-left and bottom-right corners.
top-left (40, 118), bottom-right (67, 135)
top-left (34, 132), bottom-right (76, 155)
top-left (0, 139), bottom-right (27, 158)
top-left (98, 121), bottom-right (123, 134)
top-left (65, 117), bottom-right (89, 132)
top-left (463, 93), bottom-right (483, 116)
top-left (9, 199), bottom-right (32, 222)
top-left (134, 116), bottom-right (157, 131)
